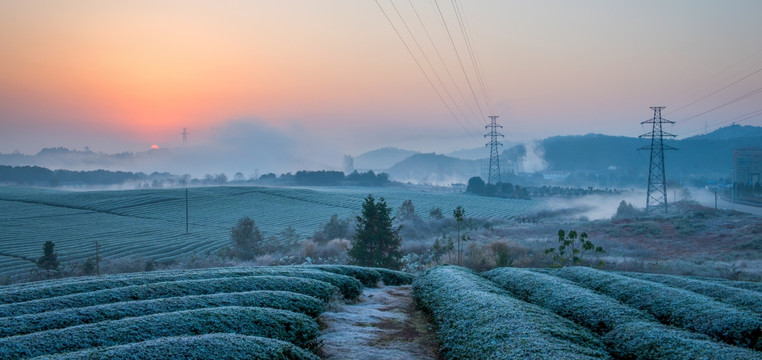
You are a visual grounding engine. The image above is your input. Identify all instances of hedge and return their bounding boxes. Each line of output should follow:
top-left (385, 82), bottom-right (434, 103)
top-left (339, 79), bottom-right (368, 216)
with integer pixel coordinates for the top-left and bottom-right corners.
top-left (484, 267), bottom-right (760, 360)
top-left (548, 267), bottom-right (762, 350)
top-left (1, 290), bottom-right (324, 338)
top-left (0, 306), bottom-right (319, 359)
top-left (0, 266), bottom-right (361, 304)
top-left (618, 272), bottom-right (762, 315)
top-left (0, 276), bottom-right (337, 317)
top-left (413, 266), bottom-right (611, 359)
top-left (29, 333), bottom-right (319, 360)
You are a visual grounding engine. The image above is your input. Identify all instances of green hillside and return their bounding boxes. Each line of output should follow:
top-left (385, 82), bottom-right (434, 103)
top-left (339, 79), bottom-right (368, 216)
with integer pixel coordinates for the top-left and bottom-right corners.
top-left (0, 186), bottom-right (547, 277)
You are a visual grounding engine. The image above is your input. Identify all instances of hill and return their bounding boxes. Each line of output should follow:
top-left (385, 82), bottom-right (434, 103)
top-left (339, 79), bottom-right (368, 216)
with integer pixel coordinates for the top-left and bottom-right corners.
top-left (386, 153), bottom-right (480, 184)
top-left (353, 147), bottom-right (418, 170)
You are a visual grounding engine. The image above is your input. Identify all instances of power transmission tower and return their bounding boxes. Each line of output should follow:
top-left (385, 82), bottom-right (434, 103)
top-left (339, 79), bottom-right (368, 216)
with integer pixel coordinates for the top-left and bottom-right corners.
top-left (485, 115), bottom-right (504, 184)
top-left (639, 106), bottom-right (676, 214)
top-left (181, 128), bottom-right (189, 145)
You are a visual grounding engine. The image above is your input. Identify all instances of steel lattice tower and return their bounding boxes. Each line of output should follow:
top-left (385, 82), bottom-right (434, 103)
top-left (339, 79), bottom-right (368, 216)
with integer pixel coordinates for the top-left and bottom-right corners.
top-left (485, 115), bottom-right (504, 184)
top-left (639, 107), bottom-right (676, 214)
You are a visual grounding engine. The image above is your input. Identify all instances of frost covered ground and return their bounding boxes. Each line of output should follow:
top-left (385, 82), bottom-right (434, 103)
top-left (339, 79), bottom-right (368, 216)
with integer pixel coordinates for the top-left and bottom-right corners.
top-left (318, 285), bottom-right (438, 360)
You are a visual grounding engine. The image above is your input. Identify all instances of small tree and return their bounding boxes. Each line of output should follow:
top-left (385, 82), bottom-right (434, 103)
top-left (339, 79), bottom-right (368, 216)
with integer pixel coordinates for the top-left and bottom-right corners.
top-left (545, 229), bottom-right (605, 267)
top-left (453, 206), bottom-right (465, 266)
top-left (349, 194), bottom-right (402, 269)
top-left (37, 241), bottom-right (59, 275)
top-left (396, 199), bottom-right (418, 222)
top-left (429, 207), bottom-right (444, 219)
top-left (231, 216), bottom-right (264, 260)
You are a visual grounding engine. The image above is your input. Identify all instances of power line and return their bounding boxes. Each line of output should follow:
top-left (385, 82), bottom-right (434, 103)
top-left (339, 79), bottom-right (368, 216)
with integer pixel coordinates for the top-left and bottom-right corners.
top-left (668, 67), bottom-right (762, 115)
top-left (373, 0), bottom-right (479, 140)
top-left (408, 0), bottom-right (481, 124)
top-left (389, 0), bottom-right (480, 133)
top-left (452, 0), bottom-right (494, 117)
top-left (679, 85), bottom-right (762, 124)
top-left (434, 0), bottom-right (486, 120)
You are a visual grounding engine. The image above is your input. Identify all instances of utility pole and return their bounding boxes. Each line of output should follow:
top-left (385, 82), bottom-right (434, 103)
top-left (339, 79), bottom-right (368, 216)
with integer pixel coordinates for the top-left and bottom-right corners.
top-left (185, 188), bottom-right (189, 235)
top-left (181, 128), bottom-right (189, 146)
top-left (639, 106), bottom-right (676, 214)
top-left (485, 115), bottom-right (504, 184)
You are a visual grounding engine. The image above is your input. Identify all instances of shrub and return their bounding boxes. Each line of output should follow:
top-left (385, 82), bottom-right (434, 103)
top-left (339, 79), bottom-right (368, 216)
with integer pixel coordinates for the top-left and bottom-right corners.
top-left (29, 333), bottom-right (319, 360)
top-left (484, 267), bottom-right (760, 359)
top-left (374, 268), bottom-right (415, 285)
top-left (0, 276), bottom-right (337, 317)
top-left (0, 306), bottom-right (319, 359)
top-left (231, 216), bottom-right (265, 259)
top-left (619, 272), bottom-right (762, 315)
top-left (413, 266), bottom-right (610, 359)
top-left (0, 290), bottom-right (324, 337)
top-left (544, 230), bottom-right (604, 267)
top-left (548, 267), bottom-right (762, 349)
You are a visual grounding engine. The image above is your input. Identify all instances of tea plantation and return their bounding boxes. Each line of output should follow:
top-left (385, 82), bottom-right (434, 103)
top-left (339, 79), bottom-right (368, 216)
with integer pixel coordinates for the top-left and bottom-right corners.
top-left (414, 266), bottom-right (762, 360)
top-left (1, 264), bottom-right (761, 358)
top-left (0, 265), bottom-right (413, 359)
top-left (0, 185), bottom-right (547, 277)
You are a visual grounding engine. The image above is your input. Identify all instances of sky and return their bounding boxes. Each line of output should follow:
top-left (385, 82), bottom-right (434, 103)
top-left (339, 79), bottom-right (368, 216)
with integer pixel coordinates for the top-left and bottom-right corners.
top-left (1, 0), bottom-right (761, 171)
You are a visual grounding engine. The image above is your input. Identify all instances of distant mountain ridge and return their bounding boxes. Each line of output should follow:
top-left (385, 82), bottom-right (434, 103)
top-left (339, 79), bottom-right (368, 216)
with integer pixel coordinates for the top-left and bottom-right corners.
top-left (353, 147), bottom-right (418, 170)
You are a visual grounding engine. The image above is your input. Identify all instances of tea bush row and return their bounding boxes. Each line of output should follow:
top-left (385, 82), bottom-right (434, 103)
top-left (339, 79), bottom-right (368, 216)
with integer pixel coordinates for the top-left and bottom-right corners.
top-left (29, 333), bottom-right (319, 360)
top-left (484, 268), bottom-right (760, 359)
top-left (0, 290), bottom-right (323, 338)
top-left (548, 267), bottom-right (762, 350)
top-left (0, 276), bottom-right (336, 317)
top-left (618, 272), bottom-right (762, 314)
top-left (413, 266), bottom-right (611, 360)
top-left (0, 306), bottom-right (319, 359)
top-left (312, 265), bottom-right (414, 287)
top-left (0, 266), bottom-right (361, 304)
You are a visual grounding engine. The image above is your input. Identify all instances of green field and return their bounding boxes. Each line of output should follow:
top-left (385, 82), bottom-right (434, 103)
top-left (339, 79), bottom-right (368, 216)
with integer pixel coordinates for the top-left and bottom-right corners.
top-left (0, 185), bottom-right (547, 277)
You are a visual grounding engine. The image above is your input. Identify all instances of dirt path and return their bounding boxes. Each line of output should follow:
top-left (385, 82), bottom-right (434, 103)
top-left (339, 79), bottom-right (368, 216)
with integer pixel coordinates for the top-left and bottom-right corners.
top-left (318, 285), bottom-right (439, 360)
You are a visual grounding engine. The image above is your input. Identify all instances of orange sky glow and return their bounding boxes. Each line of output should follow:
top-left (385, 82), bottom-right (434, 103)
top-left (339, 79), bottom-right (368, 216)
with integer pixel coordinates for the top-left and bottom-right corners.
top-left (1, 0), bottom-right (761, 156)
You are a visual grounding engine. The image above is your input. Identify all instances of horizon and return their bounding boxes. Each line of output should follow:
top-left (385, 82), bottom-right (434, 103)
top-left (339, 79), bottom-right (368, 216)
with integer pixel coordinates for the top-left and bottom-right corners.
top-left (2, 1), bottom-right (762, 170)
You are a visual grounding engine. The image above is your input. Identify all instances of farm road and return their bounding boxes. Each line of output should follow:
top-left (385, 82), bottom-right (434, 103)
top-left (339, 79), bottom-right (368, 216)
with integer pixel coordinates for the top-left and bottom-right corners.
top-left (318, 285), bottom-right (439, 360)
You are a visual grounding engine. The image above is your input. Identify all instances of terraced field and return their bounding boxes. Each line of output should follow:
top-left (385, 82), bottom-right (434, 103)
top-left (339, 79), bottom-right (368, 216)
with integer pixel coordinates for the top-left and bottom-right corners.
top-left (415, 266), bottom-right (762, 359)
top-left (0, 265), bottom-right (413, 359)
top-left (0, 185), bottom-right (547, 277)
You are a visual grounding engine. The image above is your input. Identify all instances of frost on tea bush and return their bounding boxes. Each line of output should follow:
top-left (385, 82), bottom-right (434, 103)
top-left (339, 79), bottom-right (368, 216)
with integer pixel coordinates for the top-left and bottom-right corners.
top-left (29, 333), bottom-right (319, 360)
top-left (0, 290), bottom-right (323, 337)
top-left (484, 267), bottom-right (761, 360)
top-left (0, 306), bottom-right (319, 359)
top-left (548, 267), bottom-right (762, 350)
top-left (311, 265), bottom-right (414, 286)
top-left (0, 276), bottom-right (337, 317)
top-left (413, 266), bottom-right (611, 360)
top-left (0, 265), bottom-right (360, 304)
top-left (618, 271), bottom-right (762, 314)
top-left (311, 265), bottom-right (382, 286)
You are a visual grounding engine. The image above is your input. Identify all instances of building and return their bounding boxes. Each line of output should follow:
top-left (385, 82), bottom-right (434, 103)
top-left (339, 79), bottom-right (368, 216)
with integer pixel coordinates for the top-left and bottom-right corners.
top-left (734, 148), bottom-right (762, 185)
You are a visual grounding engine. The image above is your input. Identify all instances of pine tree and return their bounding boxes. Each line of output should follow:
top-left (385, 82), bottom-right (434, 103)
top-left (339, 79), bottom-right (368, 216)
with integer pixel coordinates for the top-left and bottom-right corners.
top-left (37, 241), bottom-right (59, 275)
top-left (349, 194), bottom-right (402, 269)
